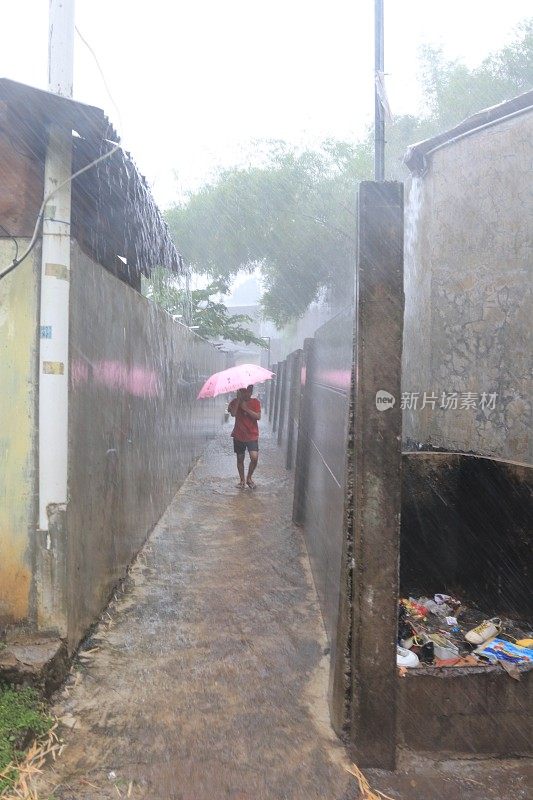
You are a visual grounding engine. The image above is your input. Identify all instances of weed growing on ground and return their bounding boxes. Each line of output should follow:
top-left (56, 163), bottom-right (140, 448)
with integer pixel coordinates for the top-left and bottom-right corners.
top-left (0, 685), bottom-right (52, 794)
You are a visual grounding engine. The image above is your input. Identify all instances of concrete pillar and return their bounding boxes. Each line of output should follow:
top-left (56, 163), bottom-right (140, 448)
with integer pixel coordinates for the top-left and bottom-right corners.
top-left (272, 361), bottom-right (283, 433)
top-left (330, 347), bottom-right (355, 736)
top-left (48, 0), bottom-right (75, 97)
top-left (39, 0), bottom-right (75, 532)
top-left (277, 357), bottom-right (289, 447)
top-left (35, 0), bottom-right (75, 638)
top-left (268, 367), bottom-right (276, 420)
top-left (286, 349), bottom-right (303, 470)
top-left (270, 364), bottom-right (277, 427)
top-left (349, 181), bottom-right (404, 769)
top-left (292, 339), bottom-right (315, 524)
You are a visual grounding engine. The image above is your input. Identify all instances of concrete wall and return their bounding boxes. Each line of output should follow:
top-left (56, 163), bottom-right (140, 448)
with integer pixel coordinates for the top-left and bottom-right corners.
top-left (279, 183), bottom-right (405, 769)
top-left (0, 241), bottom-right (39, 628)
top-left (401, 453), bottom-right (532, 619)
top-left (270, 302), bottom-right (339, 364)
top-left (58, 246), bottom-right (224, 647)
top-left (398, 664), bottom-right (532, 757)
top-left (399, 115), bottom-right (533, 760)
top-left (277, 353), bottom-right (292, 448)
top-left (402, 110), bottom-right (532, 463)
top-left (300, 309), bottom-right (352, 655)
top-left (1, 237), bottom-right (224, 644)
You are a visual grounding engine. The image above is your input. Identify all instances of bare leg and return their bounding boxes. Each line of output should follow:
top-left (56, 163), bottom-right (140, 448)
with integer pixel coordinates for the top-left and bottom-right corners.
top-left (246, 451), bottom-right (258, 488)
top-left (236, 454), bottom-right (246, 488)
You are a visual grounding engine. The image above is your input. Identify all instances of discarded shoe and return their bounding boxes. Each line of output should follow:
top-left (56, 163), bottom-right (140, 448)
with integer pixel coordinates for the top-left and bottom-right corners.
top-left (465, 617), bottom-right (502, 645)
top-left (397, 646), bottom-right (419, 668)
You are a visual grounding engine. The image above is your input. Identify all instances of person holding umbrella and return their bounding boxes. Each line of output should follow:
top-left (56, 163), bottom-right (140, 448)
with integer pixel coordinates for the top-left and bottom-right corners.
top-left (228, 385), bottom-right (261, 489)
top-left (197, 364), bottom-right (273, 488)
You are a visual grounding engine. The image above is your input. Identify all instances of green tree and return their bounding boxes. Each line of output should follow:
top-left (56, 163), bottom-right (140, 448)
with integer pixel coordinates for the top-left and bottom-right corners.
top-left (142, 268), bottom-right (266, 347)
top-left (420, 19), bottom-right (533, 131)
top-left (142, 266), bottom-right (190, 319)
top-left (165, 19), bottom-right (532, 325)
top-left (166, 141), bottom-right (372, 326)
top-left (383, 18), bottom-right (533, 178)
top-left (189, 279), bottom-right (267, 347)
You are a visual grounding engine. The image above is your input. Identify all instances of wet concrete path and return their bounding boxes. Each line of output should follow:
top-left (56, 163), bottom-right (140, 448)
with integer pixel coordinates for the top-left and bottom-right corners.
top-left (38, 425), bottom-right (533, 800)
top-left (38, 426), bottom-right (351, 799)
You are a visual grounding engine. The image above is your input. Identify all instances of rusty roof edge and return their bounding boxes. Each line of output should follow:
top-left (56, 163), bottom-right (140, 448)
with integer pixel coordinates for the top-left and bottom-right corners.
top-left (404, 89), bottom-right (533, 175)
top-left (72, 135), bottom-right (182, 275)
top-left (110, 145), bottom-right (182, 274)
top-left (0, 78), bottom-right (182, 275)
top-left (0, 77), bottom-right (119, 142)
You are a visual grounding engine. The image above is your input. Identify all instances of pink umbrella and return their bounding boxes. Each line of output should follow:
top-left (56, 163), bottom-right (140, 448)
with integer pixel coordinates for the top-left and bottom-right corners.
top-left (197, 364), bottom-right (275, 399)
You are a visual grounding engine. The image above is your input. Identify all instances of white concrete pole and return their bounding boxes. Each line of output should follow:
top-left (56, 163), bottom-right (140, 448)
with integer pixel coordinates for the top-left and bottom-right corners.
top-left (48, 0), bottom-right (75, 97)
top-left (39, 0), bottom-right (75, 531)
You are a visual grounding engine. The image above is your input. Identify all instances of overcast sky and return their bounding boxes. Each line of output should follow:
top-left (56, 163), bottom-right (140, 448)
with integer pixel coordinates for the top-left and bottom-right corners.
top-left (1, 1), bottom-right (531, 207)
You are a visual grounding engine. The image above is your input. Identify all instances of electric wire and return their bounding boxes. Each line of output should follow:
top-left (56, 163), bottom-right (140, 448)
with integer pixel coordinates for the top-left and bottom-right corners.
top-left (75, 25), bottom-right (122, 127)
top-left (0, 143), bottom-right (121, 281)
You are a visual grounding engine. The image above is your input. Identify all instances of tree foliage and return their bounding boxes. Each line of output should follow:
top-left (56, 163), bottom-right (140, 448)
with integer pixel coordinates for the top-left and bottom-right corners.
top-left (381, 19), bottom-right (533, 178)
top-left (165, 21), bottom-right (532, 326)
top-left (166, 142), bottom-right (371, 326)
top-left (142, 266), bottom-right (190, 319)
top-left (189, 279), bottom-right (267, 347)
top-left (143, 268), bottom-right (266, 347)
top-left (421, 19), bottom-right (533, 130)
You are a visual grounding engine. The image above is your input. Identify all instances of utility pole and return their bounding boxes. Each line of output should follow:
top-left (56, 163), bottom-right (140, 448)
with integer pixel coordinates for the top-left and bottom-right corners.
top-left (374, 0), bottom-right (385, 181)
top-left (48, 0), bottom-right (75, 96)
top-left (39, 0), bottom-right (75, 532)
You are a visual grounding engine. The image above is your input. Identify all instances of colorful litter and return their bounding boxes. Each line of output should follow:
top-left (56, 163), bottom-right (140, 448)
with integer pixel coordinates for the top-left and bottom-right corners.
top-left (397, 592), bottom-right (533, 673)
top-left (475, 639), bottom-right (533, 665)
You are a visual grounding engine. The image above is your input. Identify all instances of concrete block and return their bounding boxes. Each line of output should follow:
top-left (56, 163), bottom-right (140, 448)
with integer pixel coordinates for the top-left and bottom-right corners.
top-left (398, 666), bottom-right (533, 756)
top-left (0, 637), bottom-right (68, 696)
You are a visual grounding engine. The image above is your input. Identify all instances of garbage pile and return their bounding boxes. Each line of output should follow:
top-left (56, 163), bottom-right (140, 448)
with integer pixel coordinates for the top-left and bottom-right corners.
top-left (397, 593), bottom-right (533, 670)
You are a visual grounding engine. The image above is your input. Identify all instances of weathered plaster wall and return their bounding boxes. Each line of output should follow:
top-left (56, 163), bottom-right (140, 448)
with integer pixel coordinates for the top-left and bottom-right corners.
top-left (302, 310), bottom-right (352, 656)
top-left (64, 246), bottom-right (225, 648)
top-left (402, 111), bottom-right (532, 463)
top-left (0, 241), bottom-right (39, 627)
top-left (398, 663), bottom-right (532, 757)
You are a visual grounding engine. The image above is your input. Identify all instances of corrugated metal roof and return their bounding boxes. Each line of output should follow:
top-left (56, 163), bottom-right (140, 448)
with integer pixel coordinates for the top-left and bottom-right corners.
top-left (0, 78), bottom-right (182, 280)
top-left (0, 78), bottom-right (119, 143)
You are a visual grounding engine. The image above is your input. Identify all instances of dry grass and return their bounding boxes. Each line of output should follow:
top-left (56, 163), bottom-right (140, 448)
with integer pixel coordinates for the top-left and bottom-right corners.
top-left (345, 763), bottom-right (396, 800)
top-left (0, 723), bottom-right (63, 799)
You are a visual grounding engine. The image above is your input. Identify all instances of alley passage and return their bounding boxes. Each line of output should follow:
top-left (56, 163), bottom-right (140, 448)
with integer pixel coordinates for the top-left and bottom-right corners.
top-left (38, 426), bottom-right (351, 800)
